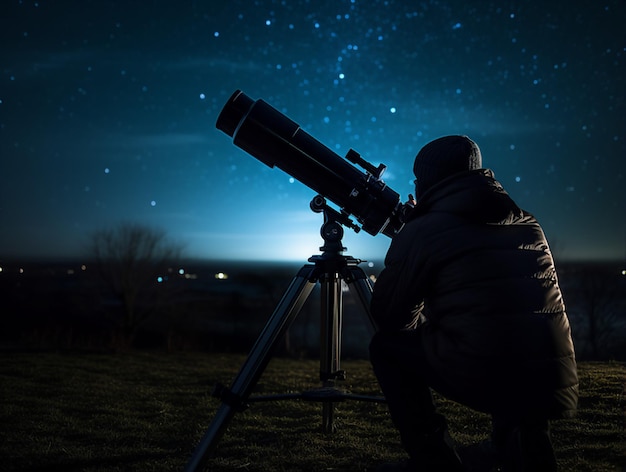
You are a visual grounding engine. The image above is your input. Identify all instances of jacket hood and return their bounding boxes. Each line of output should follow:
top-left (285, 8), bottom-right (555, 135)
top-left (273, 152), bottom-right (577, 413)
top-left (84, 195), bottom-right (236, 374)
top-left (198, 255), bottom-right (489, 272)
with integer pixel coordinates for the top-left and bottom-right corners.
top-left (408, 169), bottom-right (523, 224)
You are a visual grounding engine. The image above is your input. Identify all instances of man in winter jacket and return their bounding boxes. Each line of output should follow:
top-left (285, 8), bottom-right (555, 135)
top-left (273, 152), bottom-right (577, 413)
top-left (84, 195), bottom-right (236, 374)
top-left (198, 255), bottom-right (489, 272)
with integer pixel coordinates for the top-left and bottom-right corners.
top-left (370, 135), bottom-right (578, 471)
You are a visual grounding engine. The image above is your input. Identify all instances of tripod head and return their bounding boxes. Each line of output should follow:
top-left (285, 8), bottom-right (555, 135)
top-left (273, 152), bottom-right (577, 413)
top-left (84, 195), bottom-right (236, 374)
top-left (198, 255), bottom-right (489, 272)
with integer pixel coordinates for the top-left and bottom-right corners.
top-left (309, 195), bottom-right (357, 255)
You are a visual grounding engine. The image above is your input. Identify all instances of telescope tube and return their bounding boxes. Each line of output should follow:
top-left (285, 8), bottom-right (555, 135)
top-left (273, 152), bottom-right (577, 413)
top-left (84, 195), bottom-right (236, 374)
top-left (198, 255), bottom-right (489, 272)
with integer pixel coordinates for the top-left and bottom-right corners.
top-left (216, 90), bottom-right (404, 237)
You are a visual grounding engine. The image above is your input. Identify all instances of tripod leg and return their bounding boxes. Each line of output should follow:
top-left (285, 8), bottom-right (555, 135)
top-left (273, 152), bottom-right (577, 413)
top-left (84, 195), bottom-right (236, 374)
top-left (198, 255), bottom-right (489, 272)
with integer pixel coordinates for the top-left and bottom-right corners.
top-left (319, 271), bottom-right (343, 433)
top-left (185, 265), bottom-right (318, 472)
top-left (320, 271), bottom-right (343, 382)
top-left (346, 265), bottom-right (377, 331)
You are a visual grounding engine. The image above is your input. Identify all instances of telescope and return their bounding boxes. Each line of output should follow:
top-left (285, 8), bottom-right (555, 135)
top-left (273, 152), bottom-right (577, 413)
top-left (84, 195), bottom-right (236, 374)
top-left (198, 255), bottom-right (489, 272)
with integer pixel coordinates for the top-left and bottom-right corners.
top-left (185, 90), bottom-right (405, 471)
top-left (216, 90), bottom-right (408, 238)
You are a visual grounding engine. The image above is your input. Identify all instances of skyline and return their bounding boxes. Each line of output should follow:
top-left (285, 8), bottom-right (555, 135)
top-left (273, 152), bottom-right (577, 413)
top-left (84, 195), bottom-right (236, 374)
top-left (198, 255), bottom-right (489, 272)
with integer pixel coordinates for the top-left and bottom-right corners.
top-left (1, 1), bottom-right (624, 264)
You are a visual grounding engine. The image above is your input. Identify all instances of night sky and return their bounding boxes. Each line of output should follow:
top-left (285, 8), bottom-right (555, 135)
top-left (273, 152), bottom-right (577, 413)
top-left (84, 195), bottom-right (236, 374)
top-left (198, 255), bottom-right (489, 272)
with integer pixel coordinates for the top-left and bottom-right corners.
top-left (1, 0), bottom-right (624, 264)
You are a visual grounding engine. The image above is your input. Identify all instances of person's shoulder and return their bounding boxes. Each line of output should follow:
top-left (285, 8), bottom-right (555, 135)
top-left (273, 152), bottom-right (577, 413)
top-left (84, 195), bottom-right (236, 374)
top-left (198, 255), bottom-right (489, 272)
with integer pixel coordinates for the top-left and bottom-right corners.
top-left (398, 209), bottom-right (456, 239)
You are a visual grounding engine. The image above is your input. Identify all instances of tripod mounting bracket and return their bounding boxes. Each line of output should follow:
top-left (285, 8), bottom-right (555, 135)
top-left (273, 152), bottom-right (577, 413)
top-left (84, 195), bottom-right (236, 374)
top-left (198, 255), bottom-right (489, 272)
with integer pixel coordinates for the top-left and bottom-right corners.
top-left (310, 195), bottom-right (361, 253)
top-left (212, 383), bottom-right (249, 412)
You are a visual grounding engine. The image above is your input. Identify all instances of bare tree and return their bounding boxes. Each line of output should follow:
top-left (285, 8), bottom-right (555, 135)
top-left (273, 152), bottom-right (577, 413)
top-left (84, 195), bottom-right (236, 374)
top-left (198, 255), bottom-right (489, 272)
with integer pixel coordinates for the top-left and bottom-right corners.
top-left (90, 223), bottom-right (184, 349)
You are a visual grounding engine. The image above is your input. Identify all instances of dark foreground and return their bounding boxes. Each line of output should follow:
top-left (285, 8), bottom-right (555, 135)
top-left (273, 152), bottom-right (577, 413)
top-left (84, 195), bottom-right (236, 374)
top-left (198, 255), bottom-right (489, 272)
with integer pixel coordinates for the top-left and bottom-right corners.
top-left (0, 351), bottom-right (624, 471)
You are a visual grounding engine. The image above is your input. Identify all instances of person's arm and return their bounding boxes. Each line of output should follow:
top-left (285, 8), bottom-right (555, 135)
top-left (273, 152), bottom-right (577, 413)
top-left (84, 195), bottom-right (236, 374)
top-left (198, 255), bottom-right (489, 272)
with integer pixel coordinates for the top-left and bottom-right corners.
top-left (371, 226), bottom-right (424, 331)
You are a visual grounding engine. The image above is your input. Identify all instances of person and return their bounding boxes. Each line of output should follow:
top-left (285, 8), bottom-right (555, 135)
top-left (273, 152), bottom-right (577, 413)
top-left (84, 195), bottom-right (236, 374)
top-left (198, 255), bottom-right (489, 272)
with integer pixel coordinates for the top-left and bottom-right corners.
top-left (369, 135), bottom-right (578, 471)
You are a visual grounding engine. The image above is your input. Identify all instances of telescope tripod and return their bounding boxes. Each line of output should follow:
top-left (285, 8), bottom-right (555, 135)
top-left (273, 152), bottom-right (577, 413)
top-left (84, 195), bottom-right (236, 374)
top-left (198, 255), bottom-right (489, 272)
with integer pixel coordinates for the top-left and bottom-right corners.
top-left (185, 199), bottom-right (384, 472)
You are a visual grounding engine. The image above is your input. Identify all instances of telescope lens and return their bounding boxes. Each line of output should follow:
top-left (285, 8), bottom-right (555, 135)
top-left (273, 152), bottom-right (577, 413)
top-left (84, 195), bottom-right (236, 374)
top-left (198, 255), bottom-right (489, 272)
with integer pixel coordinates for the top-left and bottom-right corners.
top-left (216, 90), bottom-right (254, 137)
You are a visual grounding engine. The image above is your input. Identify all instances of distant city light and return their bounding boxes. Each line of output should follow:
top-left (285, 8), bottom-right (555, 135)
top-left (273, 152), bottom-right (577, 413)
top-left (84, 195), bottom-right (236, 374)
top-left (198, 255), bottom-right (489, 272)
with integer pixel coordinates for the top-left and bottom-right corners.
top-left (215, 272), bottom-right (229, 280)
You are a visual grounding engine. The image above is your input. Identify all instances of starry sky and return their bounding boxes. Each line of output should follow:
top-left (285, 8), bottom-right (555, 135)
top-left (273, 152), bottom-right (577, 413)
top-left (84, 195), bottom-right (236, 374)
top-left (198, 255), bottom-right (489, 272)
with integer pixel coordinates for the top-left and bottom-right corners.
top-left (1, 0), bottom-right (624, 264)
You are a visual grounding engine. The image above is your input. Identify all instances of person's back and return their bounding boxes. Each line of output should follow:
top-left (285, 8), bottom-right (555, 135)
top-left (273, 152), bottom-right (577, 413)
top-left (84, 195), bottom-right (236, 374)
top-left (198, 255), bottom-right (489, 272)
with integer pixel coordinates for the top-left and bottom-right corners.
top-left (370, 136), bottom-right (578, 471)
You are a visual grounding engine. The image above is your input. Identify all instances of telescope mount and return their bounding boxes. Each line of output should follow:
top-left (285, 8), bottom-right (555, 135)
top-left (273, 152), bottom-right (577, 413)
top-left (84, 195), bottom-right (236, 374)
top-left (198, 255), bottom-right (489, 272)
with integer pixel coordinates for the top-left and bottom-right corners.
top-left (184, 195), bottom-right (384, 471)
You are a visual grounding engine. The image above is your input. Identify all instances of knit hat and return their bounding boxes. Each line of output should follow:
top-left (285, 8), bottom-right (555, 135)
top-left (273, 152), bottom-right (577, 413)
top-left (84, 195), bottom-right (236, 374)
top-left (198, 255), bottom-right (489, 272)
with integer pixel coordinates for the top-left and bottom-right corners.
top-left (413, 135), bottom-right (482, 196)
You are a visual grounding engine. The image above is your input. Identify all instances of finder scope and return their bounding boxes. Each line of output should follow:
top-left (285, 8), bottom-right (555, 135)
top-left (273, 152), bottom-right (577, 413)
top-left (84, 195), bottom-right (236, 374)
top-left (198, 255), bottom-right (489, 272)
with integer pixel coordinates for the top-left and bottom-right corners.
top-left (216, 90), bottom-right (407, 237)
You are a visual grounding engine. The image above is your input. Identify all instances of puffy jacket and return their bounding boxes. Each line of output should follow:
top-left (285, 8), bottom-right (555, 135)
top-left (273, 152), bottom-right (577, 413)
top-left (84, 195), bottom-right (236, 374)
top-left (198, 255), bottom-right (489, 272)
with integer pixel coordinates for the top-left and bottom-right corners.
top-left (371, 169), bottom-right (578, 419)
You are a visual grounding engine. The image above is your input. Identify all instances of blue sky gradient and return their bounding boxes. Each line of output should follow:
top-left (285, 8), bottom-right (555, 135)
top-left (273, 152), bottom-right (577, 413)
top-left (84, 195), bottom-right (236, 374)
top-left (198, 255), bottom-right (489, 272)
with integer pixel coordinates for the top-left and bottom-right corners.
top-left (1, 1), bottom-right (624, 263)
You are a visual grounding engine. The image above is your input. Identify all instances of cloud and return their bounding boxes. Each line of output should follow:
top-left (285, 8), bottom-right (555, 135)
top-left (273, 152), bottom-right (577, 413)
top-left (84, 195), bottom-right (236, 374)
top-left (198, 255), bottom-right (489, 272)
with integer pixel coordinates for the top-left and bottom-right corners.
top-left (4, 50), bottom-right (93, 78)
top-left (167, 57), bottom-right (265, 73)
top-left (123, 133), bottom-right (210, 148)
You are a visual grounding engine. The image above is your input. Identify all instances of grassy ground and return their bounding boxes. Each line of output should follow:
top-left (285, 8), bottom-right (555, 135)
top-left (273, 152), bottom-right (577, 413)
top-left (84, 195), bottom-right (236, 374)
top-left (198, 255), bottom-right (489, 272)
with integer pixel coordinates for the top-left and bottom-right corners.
top-left (0, 351), bottom-right (624, 471)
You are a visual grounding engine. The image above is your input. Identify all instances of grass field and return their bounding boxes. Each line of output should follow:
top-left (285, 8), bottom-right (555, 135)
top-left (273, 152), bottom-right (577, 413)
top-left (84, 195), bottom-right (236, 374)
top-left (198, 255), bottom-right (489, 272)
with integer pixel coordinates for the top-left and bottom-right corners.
top-left (0, 351), bottom-right (624, 471)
